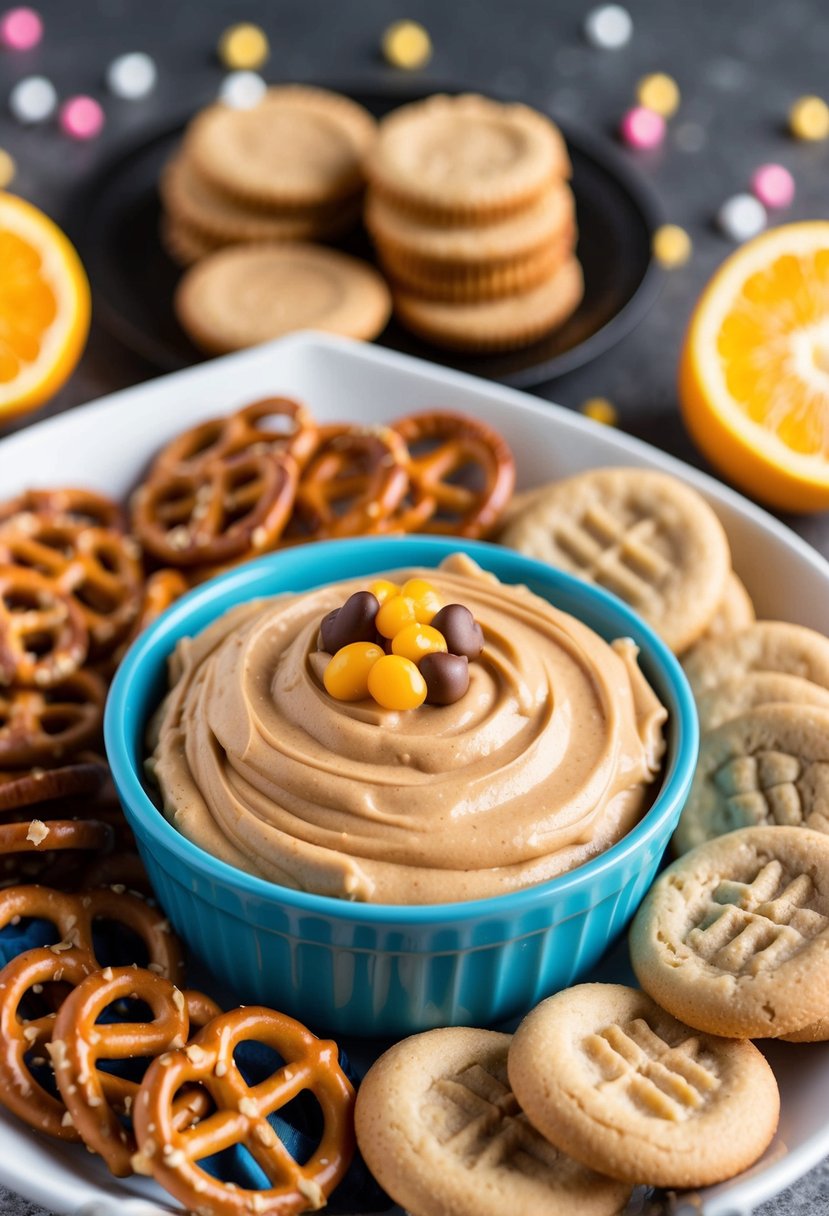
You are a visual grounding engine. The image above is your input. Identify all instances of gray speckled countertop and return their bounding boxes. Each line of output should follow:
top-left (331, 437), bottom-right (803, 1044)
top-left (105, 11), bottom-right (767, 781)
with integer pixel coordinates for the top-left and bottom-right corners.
top-left (0, 0), bottom-right (828, 1211)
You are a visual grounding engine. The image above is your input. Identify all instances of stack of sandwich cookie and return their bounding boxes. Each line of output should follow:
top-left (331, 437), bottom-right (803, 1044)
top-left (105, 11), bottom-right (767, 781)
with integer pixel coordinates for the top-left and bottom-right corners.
top-left (160, 84), bottom-right (377, 264)
top-left (365, 93), bottom-right (583, 352)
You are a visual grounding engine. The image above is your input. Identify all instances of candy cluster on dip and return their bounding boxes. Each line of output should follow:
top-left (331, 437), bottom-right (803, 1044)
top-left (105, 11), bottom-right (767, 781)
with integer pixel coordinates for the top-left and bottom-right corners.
top-left (318, 578), bottom-right (483, 710)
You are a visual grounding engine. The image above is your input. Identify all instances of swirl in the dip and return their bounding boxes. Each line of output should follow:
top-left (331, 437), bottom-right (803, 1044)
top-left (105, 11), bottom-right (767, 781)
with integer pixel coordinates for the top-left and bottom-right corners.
top-left (148, 554), bottom-right (667, 904)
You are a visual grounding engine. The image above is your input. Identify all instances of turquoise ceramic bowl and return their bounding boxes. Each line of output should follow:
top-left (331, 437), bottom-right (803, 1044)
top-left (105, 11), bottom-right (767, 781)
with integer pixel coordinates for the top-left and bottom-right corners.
top-left (105, 537), bottom-right (698, 1037)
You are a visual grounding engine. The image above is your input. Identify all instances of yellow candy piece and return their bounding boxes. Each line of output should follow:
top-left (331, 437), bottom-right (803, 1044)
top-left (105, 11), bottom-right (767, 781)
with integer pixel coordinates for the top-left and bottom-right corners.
top-left (580, 397), bottom-right (618, 427)
top-left (391, 623), bottom-right (447, 664)
top-left (376, 594), bottom-right (418, 638)
top-left (0, 150), bottom-right (16, 190)
top-left (323, 642), bottom-right (383, 701)
top-left (400, 577), bottom-right (442, 623)
top-left (367, 654), bottom-right (427, 710)
top-left (382, 19), bottom-right (432, 70)
top-left (652, 223), bottom-right (692, 269)
top-left (789, 95), bottom-right (829, 141)
top-left (369, 579), bottom-right (400, 607)
top-left (636, 73), bottom-right (680, 118)
top-left (218, 23), bottom-right (270, 71)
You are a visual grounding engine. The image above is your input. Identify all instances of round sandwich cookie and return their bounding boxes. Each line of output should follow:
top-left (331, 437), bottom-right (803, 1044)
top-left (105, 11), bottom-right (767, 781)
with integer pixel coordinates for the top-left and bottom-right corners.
top-left (631, 825), bottom-right (829, 1038)
top-left (355, 1026), bottom-right (630, 1216)
top-left (160, 214), bottom-right (220, 267)
top-left (673, 703), bottom-right (829, 852)
top-left (393, 257), bottom-right (583, 353)
top-left (160, 155), bottom-right (363, 246)
top-left (508, 983), bottom-right (779, 1189)
top-left (380, 237), bottom-right (571, 301)
top-left (365, 183), bottom-right (576, 269)
top-left (500, 466), bottom-right (731, 653)
top-left (185, 84), bottom-right (377, 208)
top-left (682, 620), bottom-right (829, 697)
top-left (366, 93), bottom-right (571, 221)
top-left (174, 242), bottom-right (392, 354)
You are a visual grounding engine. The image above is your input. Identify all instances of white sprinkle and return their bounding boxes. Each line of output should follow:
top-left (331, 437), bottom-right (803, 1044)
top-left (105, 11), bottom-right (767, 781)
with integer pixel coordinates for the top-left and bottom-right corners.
top-left (219, 70), bottom-right (267, 110)
top-left (238, 1097), bottom-right (257, 1117)
top-left (583, 4), bottom-right (632, 49)
top-left (107, 52), bottom-right (157, 100)
top-left (9, 76), bottom-right (57, 124)
top-left (717, 193), bottom-right (767, 242)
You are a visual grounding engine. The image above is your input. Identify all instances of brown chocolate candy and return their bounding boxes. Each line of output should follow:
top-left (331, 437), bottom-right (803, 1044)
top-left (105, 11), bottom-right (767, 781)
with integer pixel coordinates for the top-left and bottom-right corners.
top-left (320, 591), bottom-right (380, 653)
top-left (421, 652), bottom-right (470, 706)
top-left (430, 604), bottom-right (484, 659)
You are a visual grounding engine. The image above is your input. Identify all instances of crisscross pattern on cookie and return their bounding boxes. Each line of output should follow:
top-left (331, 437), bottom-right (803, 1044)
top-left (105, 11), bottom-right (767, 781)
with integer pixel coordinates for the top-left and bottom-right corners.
top-left (423, 1062), bottom-right (560, 1174)
top-left (687, 860), bottom-right (829, 975)
top-left (583, 1017), bottom-right (719, 1122)
top-left (553, 507), bottom-right (671, 609)
top-left (713, 750), bottom-right (829, 828)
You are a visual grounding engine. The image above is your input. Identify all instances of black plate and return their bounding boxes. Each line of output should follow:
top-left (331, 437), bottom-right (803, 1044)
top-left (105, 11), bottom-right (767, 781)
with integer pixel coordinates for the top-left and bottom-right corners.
top-left (67, 84), bottom-right (664, 389)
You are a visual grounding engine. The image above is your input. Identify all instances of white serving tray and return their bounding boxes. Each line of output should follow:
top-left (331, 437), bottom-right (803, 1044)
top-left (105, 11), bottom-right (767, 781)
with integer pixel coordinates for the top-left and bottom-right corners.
top-left (0, 332), bottom-right (826, 1216)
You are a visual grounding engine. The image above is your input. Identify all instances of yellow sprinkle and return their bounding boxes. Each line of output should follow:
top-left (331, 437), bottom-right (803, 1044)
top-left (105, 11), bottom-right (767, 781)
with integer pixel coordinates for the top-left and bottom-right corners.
top-left (218, 23), bottom-right (270, 72)
top-left (581, 397), bottom-right (618, 427)
top-left (652, 223), bottom-right (692, 268)
top-left (636, 73), bottom-right (680, 118)
top-left (382, 20), bottom-right (432, 70)
top-left (789, 95), bottom-right (829, 141)
top-left (0, 150), bottom-right (16, 190)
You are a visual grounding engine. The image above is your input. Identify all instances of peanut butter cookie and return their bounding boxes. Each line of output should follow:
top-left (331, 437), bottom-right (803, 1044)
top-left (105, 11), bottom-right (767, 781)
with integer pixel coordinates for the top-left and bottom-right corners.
top-left (366, 93), bottom-right (571, 220)
top-left (174, 242), bottom-right (391, 354)
top-left (185, 85), bottom-right (377, 208)
top-left (688, 570), bottom-right (755, 650)
top-left (355, 1026), bottom-right (630, 1216)
top-left (696, 671), bottom-right (829, 732)
top-left (501, 467), bottom-right (731, 653)
top-left (683, 620), bottom-right (829, 697)
top-left (161, 156), bottom-right (362, 246)
top-left (393, 257), bottom-right (583, 352)
top-left (631, 825), bottom-right (829, 1038)
top-left (366, 183), bottom-right (576, 269)
top-left (673, 703), bottom-right (829, 852)
top-left (508, 983), bottom-right (779, 1188)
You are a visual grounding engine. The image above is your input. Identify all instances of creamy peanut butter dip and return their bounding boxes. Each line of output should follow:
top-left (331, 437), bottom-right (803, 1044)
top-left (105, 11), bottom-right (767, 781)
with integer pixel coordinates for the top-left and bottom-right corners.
top-left (148, 555), bottom-right (667, 904)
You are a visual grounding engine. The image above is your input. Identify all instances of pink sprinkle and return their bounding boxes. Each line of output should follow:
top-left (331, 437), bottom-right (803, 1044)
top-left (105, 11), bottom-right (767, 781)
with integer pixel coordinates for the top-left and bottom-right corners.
top-left (0, 6), bottom-right (43, 50)
top-left (751, 163), bottom-right (795, 210)
top-left (59, 95), bottom-right (104, 140)
top-left (619, 105), bottom-right (666, 150)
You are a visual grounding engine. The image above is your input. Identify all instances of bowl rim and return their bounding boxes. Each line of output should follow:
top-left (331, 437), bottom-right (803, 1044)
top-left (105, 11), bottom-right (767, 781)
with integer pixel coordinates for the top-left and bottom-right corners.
top-left (104, 535), bottom-right (699, 925)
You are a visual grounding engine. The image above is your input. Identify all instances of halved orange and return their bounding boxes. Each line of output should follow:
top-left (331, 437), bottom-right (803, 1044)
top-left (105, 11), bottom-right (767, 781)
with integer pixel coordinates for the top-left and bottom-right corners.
top-left (0, 191), bottom-right (90, 421)
top-left (680, 221), bottom-right (829, 513)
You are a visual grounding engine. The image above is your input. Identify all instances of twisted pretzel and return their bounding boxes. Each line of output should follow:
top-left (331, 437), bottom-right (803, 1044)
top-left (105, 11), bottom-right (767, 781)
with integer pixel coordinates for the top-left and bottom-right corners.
top-left (0, 760), bottom-right (107, 813)
top-left (0, 945), bottom-right (99, 1139)
top-left (95, 567), bottom-right (190, 682)
top-left (285, 425), bottom-right (409, 544)
top-left (0, 670), bottom-right (106, 767)
top-left (0, 519), bottom-right (143, 658)
top-left (0, 818), bottom-right (112, 859)
top-left (53, 967), bottom-right (221, 1175)
top-left (80, 852), bottom-right (151, 897)
top-left (149, 398), bottom-right (319, 477)
top-left (0, 488), bottom-right (126, 532)
top-left (132, 451), bottom-right (298, 568)
top-left (0, 565), bottom-right (89, 688)
top-left (390, 410), bottom-right (515, 537)
top-left (0, 885), bottom-right (184, 983)
top-left (133, 1007), bottom-right (355, 1215)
